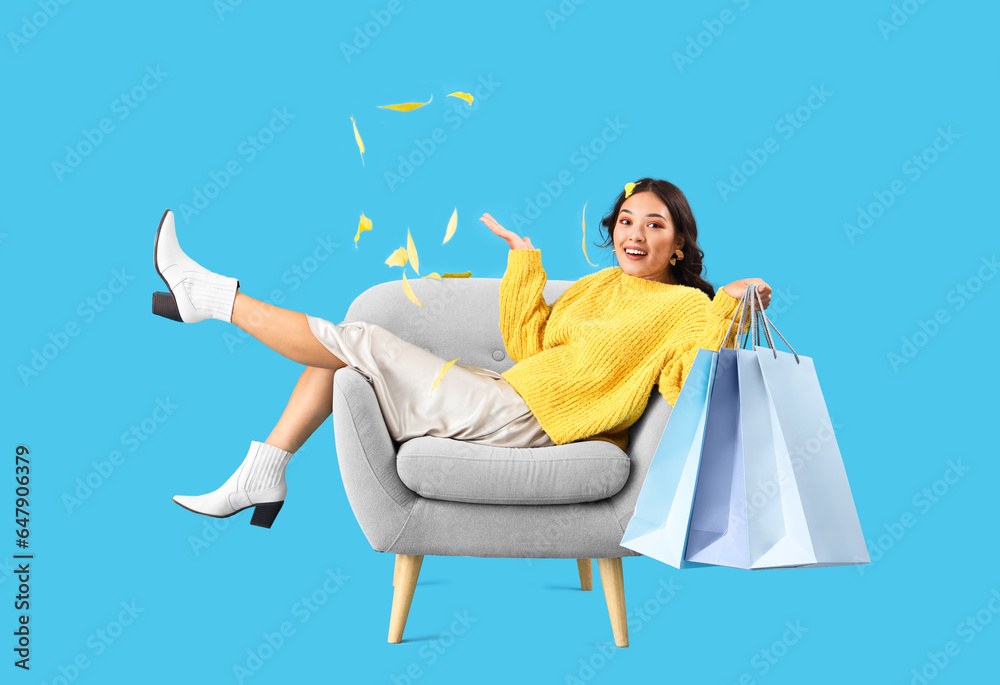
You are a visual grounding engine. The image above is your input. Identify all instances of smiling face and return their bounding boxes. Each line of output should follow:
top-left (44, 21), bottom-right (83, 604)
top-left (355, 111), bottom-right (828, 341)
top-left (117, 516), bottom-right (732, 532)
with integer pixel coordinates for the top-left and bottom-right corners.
top-left (613, 191), bottom-right (684, 284)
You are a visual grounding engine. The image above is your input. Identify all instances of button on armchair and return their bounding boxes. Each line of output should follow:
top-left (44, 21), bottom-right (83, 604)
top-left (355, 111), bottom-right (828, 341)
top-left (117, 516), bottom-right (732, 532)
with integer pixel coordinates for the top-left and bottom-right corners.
top-left (331, 275), bottom-right (671, 647)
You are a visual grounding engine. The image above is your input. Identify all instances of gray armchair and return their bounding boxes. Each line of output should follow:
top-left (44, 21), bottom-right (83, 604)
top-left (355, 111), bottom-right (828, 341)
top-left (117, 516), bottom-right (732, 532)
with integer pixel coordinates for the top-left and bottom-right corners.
top-left (331, 273), bottom-right (673, 647)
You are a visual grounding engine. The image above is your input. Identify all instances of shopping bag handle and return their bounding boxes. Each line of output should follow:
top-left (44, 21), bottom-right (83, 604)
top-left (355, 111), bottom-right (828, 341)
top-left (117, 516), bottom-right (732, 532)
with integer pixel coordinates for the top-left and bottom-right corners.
top-left (749, 284), bottom-right (800, 363)
top-left (721, 284), bottom-right (800, 364)
top-left (747, 285), bottom-right (775, 352)
top-left (721, 283), bottom-right (758, 350)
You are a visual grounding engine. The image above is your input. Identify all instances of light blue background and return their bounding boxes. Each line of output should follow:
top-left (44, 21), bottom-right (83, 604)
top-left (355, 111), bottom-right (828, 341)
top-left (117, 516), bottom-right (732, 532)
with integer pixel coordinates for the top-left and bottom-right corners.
top-left (3, 0), bottom-right (997, 683)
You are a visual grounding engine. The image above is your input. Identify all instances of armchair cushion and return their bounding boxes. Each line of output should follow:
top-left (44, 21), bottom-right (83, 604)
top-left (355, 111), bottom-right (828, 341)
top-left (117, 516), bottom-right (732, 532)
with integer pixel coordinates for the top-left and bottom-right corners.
top-left (396, 436), bottom-right (630, 505)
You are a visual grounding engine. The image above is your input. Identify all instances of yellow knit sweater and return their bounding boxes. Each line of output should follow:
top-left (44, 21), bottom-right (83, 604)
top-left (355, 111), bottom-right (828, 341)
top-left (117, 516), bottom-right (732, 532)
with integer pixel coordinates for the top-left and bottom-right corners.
top-left (498, 249), bottom-right (748, 452)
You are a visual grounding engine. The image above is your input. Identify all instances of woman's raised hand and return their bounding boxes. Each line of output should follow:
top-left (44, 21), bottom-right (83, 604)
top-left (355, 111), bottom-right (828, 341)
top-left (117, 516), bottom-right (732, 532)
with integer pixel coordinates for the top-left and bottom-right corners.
top-left (723, 279), bottom-right (772, 310)
top-left (480, 213), bottom-right (535, 251)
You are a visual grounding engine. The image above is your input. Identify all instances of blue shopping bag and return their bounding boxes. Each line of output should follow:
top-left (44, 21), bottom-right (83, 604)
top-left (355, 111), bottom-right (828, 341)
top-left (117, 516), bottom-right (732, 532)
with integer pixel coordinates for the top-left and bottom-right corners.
top-left (752, 306), bottom-right (869, 568)
top-left (684, 285), bottom-right (869, 569)
top-left (683, 343), bottom-right (758, 568)
top-left (618, 347), bottom-right (718, 569)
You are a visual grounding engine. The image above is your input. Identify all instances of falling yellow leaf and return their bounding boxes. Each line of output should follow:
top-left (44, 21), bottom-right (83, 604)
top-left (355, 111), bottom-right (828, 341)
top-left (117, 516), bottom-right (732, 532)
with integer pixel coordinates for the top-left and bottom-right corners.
top-left (385, 246), bottom-right (408, 267)
top-left (401, 271), bottom-right (423, 307)
top-left (447, 91), bottom-right (474, 105)
top-left (354, 212), bottom-right (372, 248)
top-left (377, 95), bottom-right (433, 112)
top-left (350, 115), bottom-right (365, 166)
top-left (431, 358), bottom-right (460, 395)
top-left (624, 182), bottom-right (637, 198)
top-left (406, 227), bottom-right (419, 275)
top-left (420, 271), bottom-right (472, 280)
top-left (582, 201), bottom-right (597, 267)
top-left (443, 208), bottom-right (457, 244)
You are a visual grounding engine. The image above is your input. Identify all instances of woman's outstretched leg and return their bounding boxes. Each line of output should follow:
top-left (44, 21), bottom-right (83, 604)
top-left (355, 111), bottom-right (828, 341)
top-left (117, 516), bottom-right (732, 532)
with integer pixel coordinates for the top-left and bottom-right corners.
top-left (264, 366), bottom-right (336, 453)
top-left (232, 293), bottom-right (348, 369)
top-left (152, 207), bottom-right (347, 369)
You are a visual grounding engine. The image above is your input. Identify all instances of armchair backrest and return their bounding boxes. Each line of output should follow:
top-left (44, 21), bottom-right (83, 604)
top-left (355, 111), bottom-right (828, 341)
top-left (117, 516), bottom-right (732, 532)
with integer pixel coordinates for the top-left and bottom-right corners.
top-left (342, 275), bottom-right (573, 372)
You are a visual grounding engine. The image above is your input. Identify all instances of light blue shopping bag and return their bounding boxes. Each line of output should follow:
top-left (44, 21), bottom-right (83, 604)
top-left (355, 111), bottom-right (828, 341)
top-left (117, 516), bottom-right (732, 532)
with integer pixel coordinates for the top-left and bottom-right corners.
top-left (618, 347), bottom-right (719, 569)
top-left (752, 299), bottom-right (870, 568)
top-left (684, 285), bottom-right (869, 569)
top-left (682, 343), bottom-right (759, 568)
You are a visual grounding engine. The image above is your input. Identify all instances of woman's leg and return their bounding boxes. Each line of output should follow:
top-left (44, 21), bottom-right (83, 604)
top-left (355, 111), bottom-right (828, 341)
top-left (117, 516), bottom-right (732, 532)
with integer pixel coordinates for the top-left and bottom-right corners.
top-left (171, 365), bottom-right (335, 525)
top-left (265, 366), bottom-right (336, 453)
top-left (231, 292), bottom-right (348, 369)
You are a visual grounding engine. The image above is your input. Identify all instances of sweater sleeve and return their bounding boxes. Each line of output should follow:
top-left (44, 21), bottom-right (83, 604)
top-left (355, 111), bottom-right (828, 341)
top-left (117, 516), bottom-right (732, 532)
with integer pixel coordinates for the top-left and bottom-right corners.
top-left (498, 249), bottom-right (551, 363)
top-left (656, 287), bottom-right (747, 406)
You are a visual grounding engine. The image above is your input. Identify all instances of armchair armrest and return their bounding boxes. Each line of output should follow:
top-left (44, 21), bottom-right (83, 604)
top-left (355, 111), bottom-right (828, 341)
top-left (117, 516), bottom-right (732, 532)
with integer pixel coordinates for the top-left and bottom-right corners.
top-left (606, 388), bottom-right (673, 535)
top-left (332, 368), bottom-right (417, 552)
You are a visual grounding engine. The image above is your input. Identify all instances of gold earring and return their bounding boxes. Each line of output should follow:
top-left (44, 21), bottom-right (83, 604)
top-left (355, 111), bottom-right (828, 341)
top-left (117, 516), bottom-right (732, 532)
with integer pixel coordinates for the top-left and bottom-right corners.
top-left (670, 248), bottom-right (684, 266)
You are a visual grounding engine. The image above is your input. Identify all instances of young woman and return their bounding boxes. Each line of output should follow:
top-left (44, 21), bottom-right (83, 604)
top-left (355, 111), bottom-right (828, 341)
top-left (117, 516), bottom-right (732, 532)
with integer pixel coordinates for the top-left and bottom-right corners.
top-left (155, 177), bottom-right (771, 528)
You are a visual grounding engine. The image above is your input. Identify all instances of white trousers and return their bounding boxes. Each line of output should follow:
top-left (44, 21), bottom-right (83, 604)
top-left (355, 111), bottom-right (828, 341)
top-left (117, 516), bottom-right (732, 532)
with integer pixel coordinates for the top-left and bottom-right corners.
top-left (306, 317), bottom-right (556, 448)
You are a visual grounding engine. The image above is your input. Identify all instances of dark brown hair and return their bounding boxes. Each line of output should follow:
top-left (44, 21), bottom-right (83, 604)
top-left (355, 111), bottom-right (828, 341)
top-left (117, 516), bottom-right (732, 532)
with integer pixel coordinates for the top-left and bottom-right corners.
top-left (596, 177), bottom-right (716, 300)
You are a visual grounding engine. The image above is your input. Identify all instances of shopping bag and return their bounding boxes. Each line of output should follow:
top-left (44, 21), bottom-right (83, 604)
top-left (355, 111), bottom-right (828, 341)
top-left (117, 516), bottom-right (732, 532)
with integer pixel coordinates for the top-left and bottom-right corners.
top-left (618, 348), bottom-right (719, 569)
top-left (751, 299), bottom-right (869, 568)
top-left (684, 285), bottom-right (868, 569)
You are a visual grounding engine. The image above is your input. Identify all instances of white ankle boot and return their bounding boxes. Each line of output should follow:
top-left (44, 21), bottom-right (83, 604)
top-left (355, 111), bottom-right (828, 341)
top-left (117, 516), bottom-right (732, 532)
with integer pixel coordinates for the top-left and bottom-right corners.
top-left (172, 441), bottom-right (294, 528)
top-left (152, 208), bottom-right (240, 323)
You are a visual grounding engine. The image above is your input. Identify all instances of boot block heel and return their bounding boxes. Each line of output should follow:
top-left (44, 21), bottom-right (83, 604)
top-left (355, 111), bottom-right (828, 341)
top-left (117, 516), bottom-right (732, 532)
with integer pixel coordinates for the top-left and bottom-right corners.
top-left (152, 291), bottom-right (183, 322)
top-left (250, 501), bottom-right (284, 528)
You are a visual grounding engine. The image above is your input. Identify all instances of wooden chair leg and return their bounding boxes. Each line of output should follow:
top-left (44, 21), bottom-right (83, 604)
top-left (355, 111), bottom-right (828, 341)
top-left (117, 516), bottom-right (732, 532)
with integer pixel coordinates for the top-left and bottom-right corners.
top-left (596, 557), bottom-right (629, 647)
top-left (576, 558), bottom-right (593, 591)
top-left (388, 554), bottom-right (423, 643)
top-left (393, 554), bottom-right (402, 587)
